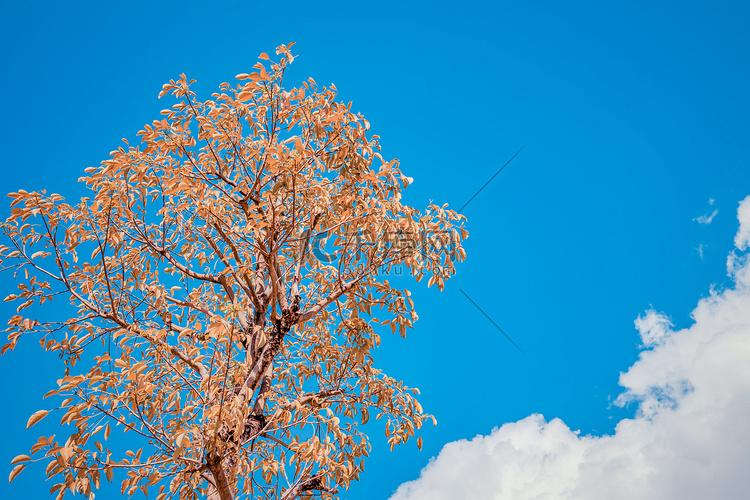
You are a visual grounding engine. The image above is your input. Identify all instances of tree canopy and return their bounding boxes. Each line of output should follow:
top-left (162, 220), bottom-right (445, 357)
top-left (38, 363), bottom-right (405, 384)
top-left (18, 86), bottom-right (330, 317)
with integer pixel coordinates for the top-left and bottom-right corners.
top-left (1, 43), bottom-right (466, 500)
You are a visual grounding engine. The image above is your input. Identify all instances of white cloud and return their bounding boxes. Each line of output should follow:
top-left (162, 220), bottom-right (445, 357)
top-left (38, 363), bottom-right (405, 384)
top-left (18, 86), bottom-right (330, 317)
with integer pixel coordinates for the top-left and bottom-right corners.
top-left (390, 198), bottom-right (750, 500)
top-left (693, 208), bottom-right (718, 225)
top-left (696, 243), bottom-right (705, 259)
top-left (735, 195), bottom-right (750, 250)
top-left (633, 309), bottom-right (672, 348)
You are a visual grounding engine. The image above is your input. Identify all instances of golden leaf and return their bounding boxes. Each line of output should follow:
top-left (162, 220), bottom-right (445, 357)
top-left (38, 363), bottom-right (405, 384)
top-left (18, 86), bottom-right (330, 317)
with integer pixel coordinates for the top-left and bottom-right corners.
top-left (10, 454), bottom-right (30, 465)
top-left (26, 409), bottom-right (49, 429)
top-left (8, 464), bottom-right (25, 483)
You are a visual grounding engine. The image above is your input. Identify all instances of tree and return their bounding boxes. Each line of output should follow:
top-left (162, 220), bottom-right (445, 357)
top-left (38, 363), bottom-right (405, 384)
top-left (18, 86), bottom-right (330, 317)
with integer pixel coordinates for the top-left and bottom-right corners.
top-left (1, 43), bottom-right (466, 500)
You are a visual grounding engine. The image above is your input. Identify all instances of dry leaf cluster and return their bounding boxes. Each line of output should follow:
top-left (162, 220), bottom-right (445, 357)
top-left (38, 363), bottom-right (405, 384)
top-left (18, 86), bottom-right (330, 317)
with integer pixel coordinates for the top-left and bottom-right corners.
top-left (1, 44), bottom-right (466, 500)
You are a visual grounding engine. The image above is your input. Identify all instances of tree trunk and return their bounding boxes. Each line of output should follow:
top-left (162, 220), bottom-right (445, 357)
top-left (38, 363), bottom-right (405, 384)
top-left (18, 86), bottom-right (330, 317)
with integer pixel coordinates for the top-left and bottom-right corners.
top-left (206, 456), bottom-right (235, 500)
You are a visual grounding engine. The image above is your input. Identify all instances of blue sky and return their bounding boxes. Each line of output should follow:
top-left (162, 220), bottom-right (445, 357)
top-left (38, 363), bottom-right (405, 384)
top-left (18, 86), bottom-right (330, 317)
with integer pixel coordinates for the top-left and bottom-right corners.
top-left (2, 1), bottom-right (750, 499)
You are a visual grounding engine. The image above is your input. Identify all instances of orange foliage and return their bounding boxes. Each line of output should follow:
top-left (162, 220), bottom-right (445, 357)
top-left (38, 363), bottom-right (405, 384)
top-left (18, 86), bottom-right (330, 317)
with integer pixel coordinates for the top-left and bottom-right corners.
top-left (1, 43), bottom-right (466, 500)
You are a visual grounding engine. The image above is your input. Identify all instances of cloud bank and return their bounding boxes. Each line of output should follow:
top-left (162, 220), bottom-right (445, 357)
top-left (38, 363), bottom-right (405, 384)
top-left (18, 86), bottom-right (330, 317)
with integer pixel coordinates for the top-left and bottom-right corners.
top-left (390, 195), bottom-right (750, 500)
